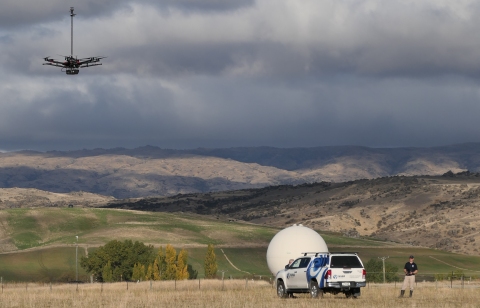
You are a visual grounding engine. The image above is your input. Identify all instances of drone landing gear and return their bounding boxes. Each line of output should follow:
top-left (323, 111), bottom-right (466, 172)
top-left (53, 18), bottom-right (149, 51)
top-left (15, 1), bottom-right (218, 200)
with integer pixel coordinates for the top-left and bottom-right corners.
top-left (66, 68), bottom-right (79, 75)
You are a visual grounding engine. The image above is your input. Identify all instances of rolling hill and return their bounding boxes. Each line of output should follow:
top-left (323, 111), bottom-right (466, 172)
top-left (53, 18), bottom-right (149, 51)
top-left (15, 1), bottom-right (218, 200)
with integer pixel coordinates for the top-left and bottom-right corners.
top-left (1, 207), bottom-right (479, 282)
top-left (105, 172), bottom-right (480, 256)
top-left (1, 143), bottom-right (480, 198)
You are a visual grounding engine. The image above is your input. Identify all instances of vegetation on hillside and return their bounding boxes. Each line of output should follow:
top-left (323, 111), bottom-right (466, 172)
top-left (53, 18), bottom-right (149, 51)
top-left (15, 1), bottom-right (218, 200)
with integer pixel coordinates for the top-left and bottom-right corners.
top-left (204, 244), bottom-right (218, 278)
top-left (107, 172), bottom-right (480, 255)
top-left (364, 259), bottom-right (399, 283)
top-left (80, 241), bottom-right (197, 282)
top-left (80, 240), bottom-right (156, 282)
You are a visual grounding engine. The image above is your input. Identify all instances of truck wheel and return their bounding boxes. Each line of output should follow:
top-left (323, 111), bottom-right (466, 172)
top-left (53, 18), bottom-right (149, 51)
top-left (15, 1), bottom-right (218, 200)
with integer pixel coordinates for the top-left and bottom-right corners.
top-left (277, 281), bottom-right (288, 298)
top-left (345, 291), bottom-right (353, 298)
top-left (310, 281), bottom-right (322, 298)
top-left (352, 288), bottom-right (360, 298)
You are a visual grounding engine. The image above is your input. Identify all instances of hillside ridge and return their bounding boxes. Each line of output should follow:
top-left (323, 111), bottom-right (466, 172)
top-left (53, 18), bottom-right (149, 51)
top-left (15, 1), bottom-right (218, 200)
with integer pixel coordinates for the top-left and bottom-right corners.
top-left (105, 171), bottom-right (480, 256)
top-left (1, 143), bottom-right (480, 198)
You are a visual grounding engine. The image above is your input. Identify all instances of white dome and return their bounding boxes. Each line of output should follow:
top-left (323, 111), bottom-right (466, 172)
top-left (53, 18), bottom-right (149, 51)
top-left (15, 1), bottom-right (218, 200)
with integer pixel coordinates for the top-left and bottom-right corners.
top-left (266, 224), bottom-right (328, 275)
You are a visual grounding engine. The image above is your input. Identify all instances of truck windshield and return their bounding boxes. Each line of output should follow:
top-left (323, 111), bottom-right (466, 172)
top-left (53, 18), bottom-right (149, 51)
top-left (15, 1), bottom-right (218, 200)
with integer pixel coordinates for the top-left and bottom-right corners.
top-left (330, 256), bottom-right (362, 268)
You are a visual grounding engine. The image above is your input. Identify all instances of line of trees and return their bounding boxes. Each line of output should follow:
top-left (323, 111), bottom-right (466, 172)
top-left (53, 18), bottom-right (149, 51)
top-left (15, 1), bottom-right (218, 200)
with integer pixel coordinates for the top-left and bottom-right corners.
top-left (81, 240), bottom-right (217, 282)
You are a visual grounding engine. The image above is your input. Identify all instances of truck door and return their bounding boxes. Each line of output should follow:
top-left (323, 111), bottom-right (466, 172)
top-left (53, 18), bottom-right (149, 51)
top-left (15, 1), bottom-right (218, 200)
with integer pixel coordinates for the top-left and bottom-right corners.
top-left (287, 257), bottom-right (311, 289)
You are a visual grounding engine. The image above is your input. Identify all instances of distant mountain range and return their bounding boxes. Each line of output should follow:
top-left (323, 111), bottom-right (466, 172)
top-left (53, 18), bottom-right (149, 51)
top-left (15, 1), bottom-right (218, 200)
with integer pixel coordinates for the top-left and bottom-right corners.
top-left (0, 143), bottom-right (479, 198)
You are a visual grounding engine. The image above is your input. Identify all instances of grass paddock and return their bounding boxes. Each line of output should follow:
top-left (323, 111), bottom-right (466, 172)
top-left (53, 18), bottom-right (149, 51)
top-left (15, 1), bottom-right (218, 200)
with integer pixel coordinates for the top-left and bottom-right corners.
top-left (1, 280), bottom-right (480, 307)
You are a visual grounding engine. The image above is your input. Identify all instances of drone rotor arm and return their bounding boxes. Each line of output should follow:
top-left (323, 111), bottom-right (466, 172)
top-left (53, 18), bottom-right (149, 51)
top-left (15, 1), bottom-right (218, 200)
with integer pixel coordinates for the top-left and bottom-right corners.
top-left (43, 62), bottom-right (67, 68)
top-left (79, 63), bottom-right (102, 68)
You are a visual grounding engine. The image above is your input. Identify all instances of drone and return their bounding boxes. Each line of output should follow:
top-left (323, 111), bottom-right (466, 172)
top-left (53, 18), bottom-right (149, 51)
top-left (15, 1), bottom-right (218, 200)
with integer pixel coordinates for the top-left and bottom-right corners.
top-left (43, 7), bottom-right (105, 75)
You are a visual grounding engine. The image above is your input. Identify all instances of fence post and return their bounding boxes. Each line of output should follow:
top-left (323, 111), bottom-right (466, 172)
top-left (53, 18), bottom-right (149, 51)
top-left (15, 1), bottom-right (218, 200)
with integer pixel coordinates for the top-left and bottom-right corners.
top-left (245, 278), bottom-right (248, 289)
top-left (198, 279), bottom-right (200, 290)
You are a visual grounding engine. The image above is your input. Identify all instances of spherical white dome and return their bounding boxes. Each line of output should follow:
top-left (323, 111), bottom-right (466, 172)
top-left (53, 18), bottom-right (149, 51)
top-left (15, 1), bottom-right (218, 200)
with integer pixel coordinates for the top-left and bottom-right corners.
top-left (266, 224), bottom-right (328, 275)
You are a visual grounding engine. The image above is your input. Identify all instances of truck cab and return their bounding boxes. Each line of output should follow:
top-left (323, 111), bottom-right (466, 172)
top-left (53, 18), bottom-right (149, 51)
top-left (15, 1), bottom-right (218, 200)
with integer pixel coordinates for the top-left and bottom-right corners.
top-left (276, 252), bottom-right (366, 298)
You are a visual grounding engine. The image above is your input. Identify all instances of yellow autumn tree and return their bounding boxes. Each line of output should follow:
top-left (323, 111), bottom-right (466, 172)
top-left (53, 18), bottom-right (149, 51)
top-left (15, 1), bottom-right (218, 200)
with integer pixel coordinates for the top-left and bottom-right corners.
top-left (145, 263), bottom-right (154, 281)
top-left (204, 244), bottom-right (217, 279)
top-left (156, 247), bottom-right (167, 280)
top-left (176, 249), bottom-right (189, 280)
top-left (132, 263), bottom-right (145, 281)
top-left (164, 244), bottom-right (177, 280)
top-left (153, 258), bottom-right (160, 280)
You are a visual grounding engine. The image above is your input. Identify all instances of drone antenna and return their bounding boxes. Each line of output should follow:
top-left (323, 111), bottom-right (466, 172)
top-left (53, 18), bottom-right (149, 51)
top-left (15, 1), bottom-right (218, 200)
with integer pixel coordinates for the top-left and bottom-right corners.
top-left (70, 7), bottom-right (76, 57)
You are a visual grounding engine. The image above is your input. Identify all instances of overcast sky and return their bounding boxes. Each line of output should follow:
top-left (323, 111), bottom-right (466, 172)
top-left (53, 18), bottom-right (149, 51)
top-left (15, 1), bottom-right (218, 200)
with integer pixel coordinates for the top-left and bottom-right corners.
top-left (1, 0), bottom-right (480, 151)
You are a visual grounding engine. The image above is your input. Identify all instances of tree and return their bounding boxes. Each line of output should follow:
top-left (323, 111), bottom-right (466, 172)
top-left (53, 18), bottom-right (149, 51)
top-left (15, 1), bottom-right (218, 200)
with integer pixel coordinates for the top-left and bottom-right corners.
top-left (80, 240), bottom-right (155, 282)
top-left (164, 244), bottom-right (177, 280)
top-left (153, 258), bottom-right (161, 280)
top-left (146, 263), bottom-right (154, 281)
top-left (155, 247), bottom-right (167, 280)
top-left (102, 261), bottom-right (113, 282)
top-left (187, 264), bottom-right (198, 279)
top-left (132, 263), bottom-right (145, 282)
top-left (204, 244), bottom-right (217, 279)
top-left (176, 249), bottom-right (189, 280)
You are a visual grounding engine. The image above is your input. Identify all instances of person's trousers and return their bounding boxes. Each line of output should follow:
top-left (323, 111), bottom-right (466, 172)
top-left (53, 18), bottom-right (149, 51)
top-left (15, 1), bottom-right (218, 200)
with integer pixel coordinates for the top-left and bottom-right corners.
top-left (401, 275), bottom-right (415, 291)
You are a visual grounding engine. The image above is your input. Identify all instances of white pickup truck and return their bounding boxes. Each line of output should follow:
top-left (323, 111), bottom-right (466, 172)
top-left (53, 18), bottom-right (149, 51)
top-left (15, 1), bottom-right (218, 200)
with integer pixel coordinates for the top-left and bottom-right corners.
top-left (275, 252), bottom-right (366, 298)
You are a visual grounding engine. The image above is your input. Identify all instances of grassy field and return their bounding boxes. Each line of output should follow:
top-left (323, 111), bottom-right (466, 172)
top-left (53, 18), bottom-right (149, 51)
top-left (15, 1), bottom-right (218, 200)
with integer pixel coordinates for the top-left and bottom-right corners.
top-left (1, 280), bottom-right (480, 307)
top-left (0, 208), bottom-right (278, 249)
top-left (1, 243), bottom-right (480, 282)
top-left (1, 208), bottom-right (480, 282)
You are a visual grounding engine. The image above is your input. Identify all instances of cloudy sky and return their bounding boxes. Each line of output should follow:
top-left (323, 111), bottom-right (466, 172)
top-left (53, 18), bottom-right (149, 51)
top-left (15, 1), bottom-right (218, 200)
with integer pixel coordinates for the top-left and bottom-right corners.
top-left (1, 0), bottom-right (480, 151)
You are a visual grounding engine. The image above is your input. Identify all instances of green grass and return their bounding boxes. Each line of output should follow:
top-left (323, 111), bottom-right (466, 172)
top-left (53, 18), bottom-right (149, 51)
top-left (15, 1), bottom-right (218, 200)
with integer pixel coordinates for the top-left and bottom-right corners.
top-left (0, 247), bottom-right (89, 282)
top-left (2, 245), bottom-right (479, 282)
top-left (1, 208), bottom-right (278, 248)
top-left (321, 232), bottom-right (389, 247)
top-left (351, 247), bottom-right (480, 277)
top-left (1, 208), bottom-right (480, 282)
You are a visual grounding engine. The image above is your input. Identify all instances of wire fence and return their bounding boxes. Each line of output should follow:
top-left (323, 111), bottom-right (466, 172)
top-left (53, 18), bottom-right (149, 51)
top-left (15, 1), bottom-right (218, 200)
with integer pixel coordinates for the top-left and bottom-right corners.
top-left (365, 271), bottom-right (480, 289)
top-left (1, 272), bottom-right (478, 292)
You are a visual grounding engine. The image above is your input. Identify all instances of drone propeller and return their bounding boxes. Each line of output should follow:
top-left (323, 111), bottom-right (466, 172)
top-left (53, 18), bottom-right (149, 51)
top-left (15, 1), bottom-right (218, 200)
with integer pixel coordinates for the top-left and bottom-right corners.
top-left (81, 56), bottom-right (106, 61)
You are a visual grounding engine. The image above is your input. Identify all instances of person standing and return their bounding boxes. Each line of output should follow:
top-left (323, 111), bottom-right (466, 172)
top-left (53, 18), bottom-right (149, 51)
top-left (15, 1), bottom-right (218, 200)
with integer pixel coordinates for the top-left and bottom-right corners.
top-left (399, 255), bottom-right (418, 298)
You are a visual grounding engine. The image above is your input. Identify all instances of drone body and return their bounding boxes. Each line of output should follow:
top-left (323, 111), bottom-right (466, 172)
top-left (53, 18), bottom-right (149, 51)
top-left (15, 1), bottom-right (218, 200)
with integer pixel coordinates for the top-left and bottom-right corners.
top-left (43, 7), bottom-right (104, 75)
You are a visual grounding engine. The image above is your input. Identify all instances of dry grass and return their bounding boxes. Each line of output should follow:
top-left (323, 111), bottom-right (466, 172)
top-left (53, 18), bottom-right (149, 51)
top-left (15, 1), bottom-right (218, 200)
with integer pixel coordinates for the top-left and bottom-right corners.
top-left (1, 280), bottom-right (479, 307)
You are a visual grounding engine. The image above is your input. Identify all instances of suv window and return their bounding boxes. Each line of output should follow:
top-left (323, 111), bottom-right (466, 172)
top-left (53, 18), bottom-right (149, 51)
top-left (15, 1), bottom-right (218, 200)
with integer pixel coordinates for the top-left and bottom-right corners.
top-left (330, 256), bottom-right (363, 268)
top-left (290, 258), bottom-right (311, 269)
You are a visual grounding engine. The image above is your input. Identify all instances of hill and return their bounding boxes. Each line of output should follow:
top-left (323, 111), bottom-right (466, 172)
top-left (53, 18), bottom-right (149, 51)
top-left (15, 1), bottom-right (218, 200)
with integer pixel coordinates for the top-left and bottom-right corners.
top-left (1, 208), bottom-right (480, 282)
top-left (105, 172), bottom-right (480, 256)
top-left (0, 208), bottom-right (277, 253)
top-left (2, 143), bottom-right (480, 198)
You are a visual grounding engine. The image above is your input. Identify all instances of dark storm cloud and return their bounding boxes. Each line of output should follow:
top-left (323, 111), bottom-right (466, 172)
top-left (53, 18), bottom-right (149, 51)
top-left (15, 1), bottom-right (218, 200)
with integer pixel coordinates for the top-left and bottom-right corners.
top-left (0, 0), bottom-right (131, 29)
top-left (150, 0), bottom-right (255, 12)
top-left (2, 0), bottom-right (480, 151)
top-left (0, 0), bottom-right (253, 29)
